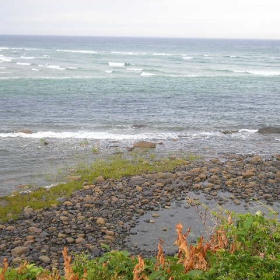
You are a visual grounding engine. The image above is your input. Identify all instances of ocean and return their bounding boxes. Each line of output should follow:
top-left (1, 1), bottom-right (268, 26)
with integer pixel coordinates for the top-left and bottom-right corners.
top-left (0, 35), bottom-right (279, 196)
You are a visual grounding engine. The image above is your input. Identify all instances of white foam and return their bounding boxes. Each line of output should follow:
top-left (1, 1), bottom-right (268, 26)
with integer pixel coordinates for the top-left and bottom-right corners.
top-left (34, 76), bottom-right (91, 80)
top-left (111, 51), bottom-right (146, 56)
top-left (238, 129), bottom-right (258, 133)
top-left (67, 67), bottom-right (78, 70)
top-left (46, 65), bottom-right (66, 70)
top-left (16, 62), bottom-right (31, 66)
top-left (0, 56), bottom-right (12, 62)
top-left (0, 76), bottom-right (92, 80)
top-left (20, 56), bottom-right (35, 60)
top-left (184, 131), bottom-right (221, 139)
top-left (234, 70), bottom-right (280, 76)
top-left (31, 68), bottom-right (39, 71)
top-left (57, 49), bottom-right (97, 54)
top-left (105, 70), bottom-right (113, 74)
top-left (127, 68), bottom-right (143, 72)
top-left (140, 72), bottom-right (156, 76)
top-left (0, 77), bottom-right (21, 80)
top-left (182, 56), bottom-right (193, 60)
top-left (44, 183), bottom-right (63, 189)
top-left (247, 70), bottom-right (280, 76)
top-left (24, 48), bottom-right (41, 51)
top-left (108, 62), bottom-right (126, 67)
top-left (0, 66), bottom-right (6, 69)
top-left (153, 53), bottom-right (173, 56)
top-left (0, 47), bottom-right (9, 50)
top-left (0, 131), bottom-right (177, 140)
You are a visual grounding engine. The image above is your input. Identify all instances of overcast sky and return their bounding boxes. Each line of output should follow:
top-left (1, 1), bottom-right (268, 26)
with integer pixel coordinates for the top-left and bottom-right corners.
top-left (1, 0), bottom-right (280, 39)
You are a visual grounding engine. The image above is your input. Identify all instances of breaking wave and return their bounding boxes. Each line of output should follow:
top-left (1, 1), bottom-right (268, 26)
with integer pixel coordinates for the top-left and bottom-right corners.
top-left (57, 49), bottom-right (97, 54)
top-left (0, 131), bottom-right (178, 141)
top-left (140, 72), bottom-right (156, 76)
top-left (127, 68), bottom-right (143, 72)
top-left (20, 56), bottom-right (35, 60)
top-left (233, 70), bottom-right (280, 76)
top-left (111, 51), bottom-right (146, 55)
top-left (153, 52), bottom-right (173, 56)
top-left (16, 62), bottom-right (32, 66)
top-left (0, 56), bottom-right (12, 62)
top-left (108, 62), bottom-right (129, 67)
top-left (46, 65), bottom-right (66, 70)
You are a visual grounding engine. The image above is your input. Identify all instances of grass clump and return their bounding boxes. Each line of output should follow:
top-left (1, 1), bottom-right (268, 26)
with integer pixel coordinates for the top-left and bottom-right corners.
top-left (0, 210), bottom-right (279, 279)
top-left (0, 153), bottom-right (195, 222)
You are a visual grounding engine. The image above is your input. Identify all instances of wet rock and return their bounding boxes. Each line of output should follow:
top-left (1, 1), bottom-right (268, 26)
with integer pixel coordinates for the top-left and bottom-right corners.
top-left (28, 227), bottom-right (42, 233)
top-left (135, 186), bottom-right (143, 192)
top-left (96, 217), bottom-right (106, 225)
top-left (242, 170), bottom-right (255, 178)
top-left (221, 130), bottom-right (238, 134)
top-left (91, 247), bottom-right (101, 257)
top-left (76, 237), bottom-right (86, 244)
top-left (11, 246), bottom-right (29, 257)
top-left (39, 255), bottom-right (51, 264)
top-left (131, 124), bottom-right (147, 129)
top-left (133, 141), bottom-right (156, 149)
top-left (66, 237), bottom-right (75, 244)
top-left (17, 129), bottom-right (33, 134)
top-left (58, 233), bottom-right (67, 238)
top-left (130, 176), bottom-right (146, 186)
top-left (66, 175), bottom-right (82, 181)
top-left (6, 226), bottom-right (16, 231)
top-left (12, 257), bottom-right (23, 264)
top-left (95, 176), bottom-right (105, 182)
top-left (104, 235), bottom-right (115, 242)
top-left (258, 127), bottom-right (280, 134)
top-left (23, 206), bottom-right (34, 217)
top-left (152, 214), bottom-right (160, 218)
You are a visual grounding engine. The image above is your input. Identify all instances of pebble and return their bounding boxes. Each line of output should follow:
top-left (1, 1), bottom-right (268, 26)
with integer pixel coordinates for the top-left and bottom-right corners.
top-left (39, 255), bottom-right (51, 264)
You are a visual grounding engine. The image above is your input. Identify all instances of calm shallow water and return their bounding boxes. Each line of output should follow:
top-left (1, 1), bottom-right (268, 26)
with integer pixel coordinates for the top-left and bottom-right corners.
top-left (125, 192), bottom-right (280, 254)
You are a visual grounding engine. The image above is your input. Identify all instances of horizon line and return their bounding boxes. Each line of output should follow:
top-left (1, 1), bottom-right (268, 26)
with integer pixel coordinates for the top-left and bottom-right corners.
top-left (0, 33), bottom-right (280, 41)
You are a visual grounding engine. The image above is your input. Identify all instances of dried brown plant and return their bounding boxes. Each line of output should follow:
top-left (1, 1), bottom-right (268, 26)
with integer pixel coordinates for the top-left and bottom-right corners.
top-left (175, 223), bottom-right (209, 272)
top-left (62, 247), bottom-right (86, 280)
top-left (133, 255), bottom-right (148, 280)
top-left (155, 238), bottom-right (165, 270)
top-left (0, 258), bottom-right (8, 280)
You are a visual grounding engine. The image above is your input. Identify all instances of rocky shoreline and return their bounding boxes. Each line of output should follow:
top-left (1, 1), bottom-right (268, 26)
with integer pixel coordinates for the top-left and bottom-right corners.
top-left (0, 154), bottom-right (279, 269)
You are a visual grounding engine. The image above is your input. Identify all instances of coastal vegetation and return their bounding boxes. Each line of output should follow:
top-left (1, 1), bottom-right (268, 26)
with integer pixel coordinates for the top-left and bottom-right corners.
top-left (0, 152), bottom-right (194, 222)
top-left (0, 209), bottom-right (279, 279)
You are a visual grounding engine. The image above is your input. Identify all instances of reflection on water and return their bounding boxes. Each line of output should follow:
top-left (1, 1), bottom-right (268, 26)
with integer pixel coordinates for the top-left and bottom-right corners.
top-left (125, 192), bottom-right (280, 254)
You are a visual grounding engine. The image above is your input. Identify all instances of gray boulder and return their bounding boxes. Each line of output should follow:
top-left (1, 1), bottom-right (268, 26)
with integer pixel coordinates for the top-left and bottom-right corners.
top-left (258, 127), bottom-right (280, 134)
